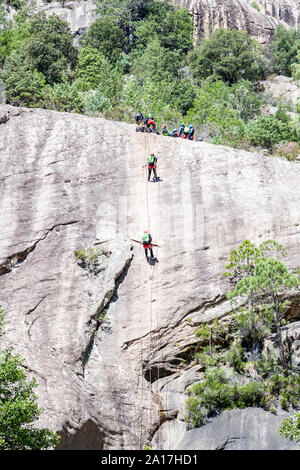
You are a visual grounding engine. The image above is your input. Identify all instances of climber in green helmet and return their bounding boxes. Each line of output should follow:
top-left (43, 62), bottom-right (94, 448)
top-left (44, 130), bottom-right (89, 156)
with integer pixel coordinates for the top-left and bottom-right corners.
top-left (147, 153), bottom-right (158, 182)
top-left (143, 230), bottom-right (154, 259)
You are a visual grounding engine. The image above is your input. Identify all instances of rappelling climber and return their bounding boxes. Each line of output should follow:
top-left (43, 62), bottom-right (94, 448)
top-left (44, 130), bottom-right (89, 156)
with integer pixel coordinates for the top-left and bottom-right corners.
top-left (135, 111), bottom-right (144, 126)
top-left (187, 124), bottom-right (195, 140)
top-left (178, 123), bottom-right (185, 138)
top-left (162, 124), bottom-right (169, 136)
top-left (147, 153), bottom-right (158, 182)
top-left (142, 230), bottom-right (154, 259)
top-left (169, 128), bottom-right (179, 137)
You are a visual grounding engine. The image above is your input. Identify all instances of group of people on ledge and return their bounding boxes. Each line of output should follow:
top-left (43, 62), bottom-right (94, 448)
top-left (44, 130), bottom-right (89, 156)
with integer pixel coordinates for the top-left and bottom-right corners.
top-left (134, 112), bottom-right (201, 141)
top-left (135, 112), bottom-right (157, 133)
top-left (162, 122), bottom-right (194, 140)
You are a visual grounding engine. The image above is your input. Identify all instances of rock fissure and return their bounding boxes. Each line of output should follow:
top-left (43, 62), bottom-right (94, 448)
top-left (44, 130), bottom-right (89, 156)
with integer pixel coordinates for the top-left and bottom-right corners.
top-left (24, 296), bottom-right (47, 339)
top-left (122, 294), bottom-right (228, 353)
top-left (81, 255), bottom-right (133, 376)
top-left (0, 220), bottom-right (79, 276)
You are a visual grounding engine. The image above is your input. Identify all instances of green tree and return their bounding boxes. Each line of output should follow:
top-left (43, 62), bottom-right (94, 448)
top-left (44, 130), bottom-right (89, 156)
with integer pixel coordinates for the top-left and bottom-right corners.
top-left (270, 25), bottom-right (300, 76)
top-left (229, 81), bottom-right (261, 122)
top-left (188, 28), bottom-right (266, 85)
top-left (75, 46), bottom-right (114, 91)
top-left (74, 46), bottom-right (122, 103)
top-left (291, 49), bottom-right (300, 81)
top-left (94, 0), bottom-right (151, 44)
top-left (0, 307), bottom-right (59, 450)
top-left (185, 79), bottom-right (246, 145)
top-left (135, 4), bottom-right (193, 55)
top-left (25, 12), bottom-right (77, 84)
top-left (1, 49), bottom-right (46, 106)
top-left (132, 37), bottom-right (183, 84)
top-left (81, 18), bottom-right (128, 63)
top-left (279, 412), bottom-right (300, 446)
top-left (0, 16), bottom-right (30, 66)
top-left (227, 258), bottom-right (299, 370)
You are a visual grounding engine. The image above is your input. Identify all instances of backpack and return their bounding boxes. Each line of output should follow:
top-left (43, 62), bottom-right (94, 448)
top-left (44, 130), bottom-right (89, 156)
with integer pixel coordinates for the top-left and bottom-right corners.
top-left (143, 233), bottom-right (151, 243)
top-left (148, 155), bottom-right (155, 164)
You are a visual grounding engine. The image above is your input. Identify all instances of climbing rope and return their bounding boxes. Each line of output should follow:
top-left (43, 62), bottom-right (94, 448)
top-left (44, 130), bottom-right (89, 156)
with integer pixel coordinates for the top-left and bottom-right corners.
top-left (145, 132), bottom-right (154, 443)
top-left (144, 131), bottom-right (163, 450)
top-left (136, 129), bottom-right (166, 450)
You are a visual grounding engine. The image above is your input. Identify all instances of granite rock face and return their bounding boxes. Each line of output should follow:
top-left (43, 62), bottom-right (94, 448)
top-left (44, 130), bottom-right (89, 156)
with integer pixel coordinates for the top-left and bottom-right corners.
top-left (176, 0), bottom-right (300, 44)
top-left (153, 408), bottom-right (298, 450)
top-left (261, 75), bottom-right (300, 112)
top-left (0, 105), bottom-right (300, 449)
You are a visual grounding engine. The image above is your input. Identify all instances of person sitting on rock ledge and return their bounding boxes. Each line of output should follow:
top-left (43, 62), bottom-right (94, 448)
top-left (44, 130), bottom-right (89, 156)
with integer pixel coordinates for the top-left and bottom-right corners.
top-left (162, 124), bottom-right (169, 136)
top-left (135, 111), bottom-right (144, 127)
top-left (146, 117), bottom-right (157, 133)
top-left (169, 128), bottom-right (179, 137)
top-left (187, 124), bottom-right (194, 140)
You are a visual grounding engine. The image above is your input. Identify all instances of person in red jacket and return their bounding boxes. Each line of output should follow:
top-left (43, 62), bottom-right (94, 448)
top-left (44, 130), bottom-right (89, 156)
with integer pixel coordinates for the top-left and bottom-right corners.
top-left (147, 117), bottom-right (157, 133)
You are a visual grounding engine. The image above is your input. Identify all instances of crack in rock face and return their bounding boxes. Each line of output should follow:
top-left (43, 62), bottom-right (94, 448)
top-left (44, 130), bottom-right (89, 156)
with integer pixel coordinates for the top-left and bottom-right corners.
top-left (1, 105), bottom-right (300, 449)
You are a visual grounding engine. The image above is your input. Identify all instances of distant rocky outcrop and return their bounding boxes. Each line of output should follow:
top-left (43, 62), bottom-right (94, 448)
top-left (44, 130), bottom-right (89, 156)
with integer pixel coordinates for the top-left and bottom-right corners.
top-left (261, 75), bottom-right (300, 113)
top-left (4, 0), bottom-right (300, 44)
top-left (175, 0), bottom-right (300, 44)
top-left (4, 0), bottom-right (97, 40)
top-left (0, 104), bottom-right (300, 449)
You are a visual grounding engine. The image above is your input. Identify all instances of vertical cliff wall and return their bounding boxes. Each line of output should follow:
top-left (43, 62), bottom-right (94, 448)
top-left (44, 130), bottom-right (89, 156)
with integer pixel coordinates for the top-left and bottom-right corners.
top-left (0, 105), bottom-right (299, 449)
top-left (175, 0), bottom-right (300, 44)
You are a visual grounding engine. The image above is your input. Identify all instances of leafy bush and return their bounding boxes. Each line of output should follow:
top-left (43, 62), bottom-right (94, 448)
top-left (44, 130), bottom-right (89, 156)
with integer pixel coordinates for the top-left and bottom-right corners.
top-left (225, 342), bottom-right (246, 374)
top-left (74, 246), bottom-right (109, 273)
top-left (245, 115), bottom-right (298, 149)
top-left (251, 2), bottom-right (260, 11)
top-left (279, 412), bottom-right (300, 445)
top-left (42, 80), bottom-right (84, 114)
top-left (186, 366), bottom-right (268, 427)
top-left (235, 308), bottom-right (271, 351)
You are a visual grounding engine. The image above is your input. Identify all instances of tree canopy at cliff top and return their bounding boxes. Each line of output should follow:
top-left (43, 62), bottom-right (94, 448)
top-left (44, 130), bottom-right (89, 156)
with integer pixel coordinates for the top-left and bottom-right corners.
top-left (0, 0), bottom-right (299, 153)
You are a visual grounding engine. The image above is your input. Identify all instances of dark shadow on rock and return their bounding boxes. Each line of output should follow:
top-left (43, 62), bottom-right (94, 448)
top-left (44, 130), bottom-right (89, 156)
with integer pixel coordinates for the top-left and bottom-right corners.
top-left (77, 262), bottom-right (105, 276)
top-left (56, 419), bottom-right (104, 450)
top-left (147, 257), bottom-right (159, 266)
